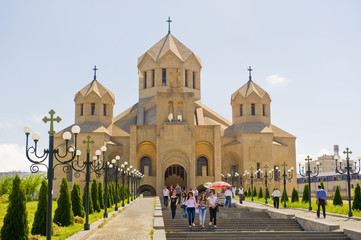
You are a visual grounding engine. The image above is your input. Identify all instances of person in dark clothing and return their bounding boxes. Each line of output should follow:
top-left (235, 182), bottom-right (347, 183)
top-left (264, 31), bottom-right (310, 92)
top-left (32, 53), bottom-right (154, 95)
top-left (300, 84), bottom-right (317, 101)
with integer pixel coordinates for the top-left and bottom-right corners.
top-left (175, 183), bottom-right (182, 203)
top-left (170, 191), bottom-right (179, 219)
top-left (207, 190), bottom-right (218, 227)
top-left (316, 185), bottom-right (327, 218)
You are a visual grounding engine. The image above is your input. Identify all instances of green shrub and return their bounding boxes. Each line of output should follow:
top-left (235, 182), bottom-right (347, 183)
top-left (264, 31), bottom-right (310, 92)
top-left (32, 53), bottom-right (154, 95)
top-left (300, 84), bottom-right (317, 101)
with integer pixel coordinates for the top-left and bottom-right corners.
top-left (22, 173), bottom-right (44, 201)
top-left (53, 178), bottom-right (74, 226)
top-left (98, 181), bottom-right (104, 209)
top-left (291, 187), bottom-right (299, 202)
top-left (248, 186), bottom-right (251, 197)
top-left (281, 188), bottom-right (289, 202)
top-left (244, 190), bottom-right (248, 197)
top-left (117, 183), bottom-right (121, 203)
top-left (74, 216), bottom-right (85, 224)
top-left (320, 181), bottom-right (325, 190)
top-left (1, 174), bottom-right (29, 240)
top-left (71, 182), bottom-right (84, 218)
top-left (31, 179), bottom-right (47, 235)
top-left (333, 185), bottom-right (343, 206)
top-left (83, 184), bottom-right (94, 214)
top-left (0, 175), bottom-right (14, 196)
top-left (265, 187), bottom-right (270, 199)
top-left (302, 184), bottom-right (309, 202)
top-left (258, 187), bottom-right (263, 198)
top-left (91, 179), bottom-right (100, 212)
top-left (253, 186), bottom-right (257, 197)
top-left (352, 182), bottom-right (361, 211)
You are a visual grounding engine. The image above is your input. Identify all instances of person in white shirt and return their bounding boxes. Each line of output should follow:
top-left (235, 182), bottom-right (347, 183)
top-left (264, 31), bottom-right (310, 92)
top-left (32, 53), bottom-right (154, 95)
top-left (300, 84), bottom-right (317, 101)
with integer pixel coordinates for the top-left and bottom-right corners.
top-left (224, 187), bottom-right (233, 208)
top-left (232, 186), bottom-right (236, 198)
top-left (193, 188), bottom-right (199, 202)
top-left (207, 190), bottom-right (218, 227)
top-left (163, 186), bottom-right (170, 208)
top-left (238, 186), bottom-right (244, 204)
top-left (186, 192), bottom-right (197, 227)
top-left (271, 188), bottom-right (281, 209)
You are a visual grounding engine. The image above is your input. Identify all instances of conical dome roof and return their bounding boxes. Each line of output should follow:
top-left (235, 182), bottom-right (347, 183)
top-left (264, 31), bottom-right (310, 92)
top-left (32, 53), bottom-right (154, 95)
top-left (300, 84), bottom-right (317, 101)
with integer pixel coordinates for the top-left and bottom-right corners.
top-left (75, 80), bottom-right (115, 102)
top-left (138, 34), bottom-right (201, 65)
top-left (231, 80), bottom-right (270, 101)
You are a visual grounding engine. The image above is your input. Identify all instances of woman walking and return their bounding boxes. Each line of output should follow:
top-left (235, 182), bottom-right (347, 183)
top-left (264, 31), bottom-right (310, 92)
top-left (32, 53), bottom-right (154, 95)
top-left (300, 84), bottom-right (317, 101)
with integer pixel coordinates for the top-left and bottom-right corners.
top-left (198, 192), bottom-right (208, 228)
top-left (170, 191), bottom-right (178, 219)
top-left (186, 192), bottom-right (197, 227)
top-left (208, 190), bottom-right (218, 227)
top-left (181, 192), bottom-right (188, 218)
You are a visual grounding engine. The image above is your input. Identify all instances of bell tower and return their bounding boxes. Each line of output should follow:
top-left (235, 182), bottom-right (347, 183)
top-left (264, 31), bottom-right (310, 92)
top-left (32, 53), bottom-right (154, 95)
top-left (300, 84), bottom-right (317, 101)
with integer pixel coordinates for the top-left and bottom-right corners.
top-left (231, 67), bottom-right (271, 125)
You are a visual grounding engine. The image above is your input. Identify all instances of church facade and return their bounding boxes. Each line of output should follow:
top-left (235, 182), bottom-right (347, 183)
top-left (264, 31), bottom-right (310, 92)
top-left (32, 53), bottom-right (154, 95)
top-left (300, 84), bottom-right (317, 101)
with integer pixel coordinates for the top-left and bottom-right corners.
top-left (54, 33), bottom-right (297, 196)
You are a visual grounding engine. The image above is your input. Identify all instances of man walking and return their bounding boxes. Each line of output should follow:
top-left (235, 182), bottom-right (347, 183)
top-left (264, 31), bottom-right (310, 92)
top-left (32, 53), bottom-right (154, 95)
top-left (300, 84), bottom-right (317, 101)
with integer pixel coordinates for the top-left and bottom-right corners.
top-left (238, 186), bottom-right (244, 204)
top-left (316, 185), bottom-right (327, 218)
top-left (175, 183), bottom-right (182, 203)
top-left (224, 187), bottom-right (232, 208)
top-left (271, 188), bottom-right (281, 209)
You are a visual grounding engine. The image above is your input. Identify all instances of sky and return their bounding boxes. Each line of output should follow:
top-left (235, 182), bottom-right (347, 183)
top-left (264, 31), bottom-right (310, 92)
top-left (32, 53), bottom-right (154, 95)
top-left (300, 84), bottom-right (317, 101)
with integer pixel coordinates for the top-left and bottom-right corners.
top-left (0, 0), bottom-right (361, 172)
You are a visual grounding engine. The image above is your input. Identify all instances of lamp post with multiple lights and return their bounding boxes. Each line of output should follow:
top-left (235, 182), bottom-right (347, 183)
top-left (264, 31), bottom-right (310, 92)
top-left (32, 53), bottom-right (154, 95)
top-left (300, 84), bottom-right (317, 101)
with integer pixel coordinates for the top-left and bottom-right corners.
top-left (254, 165), bottom-right (274, 204)
top-left (274, 162), bottom-right (294, 208)
top-left (24, 110), bottom-right (80, 240)
top-left (242, 167), bottom-right (255, 201)
top-left (298, 156), bottom-right (319, 211)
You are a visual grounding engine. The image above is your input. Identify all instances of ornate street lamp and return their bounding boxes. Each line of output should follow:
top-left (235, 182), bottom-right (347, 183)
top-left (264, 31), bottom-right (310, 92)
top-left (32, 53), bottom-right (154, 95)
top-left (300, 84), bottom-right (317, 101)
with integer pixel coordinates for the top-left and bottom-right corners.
top-left (242, 167), bottom-right (256, 201)
top-left (72, 140), bottom-right (108, 227)
top-left (109, 156), bottom-right (121, 211)
top-left (226, 171), bottom-right (239, 189)
top-left (131, 169), bottom-right (136, 201)
top-left (335, 148), bottom-right (361, 217)
top-left (24, 110), bottom-right (80, 240)
top-left (274, 162), bottom-right (294, 208)
top-left (121, 161), bottom-right (128, 207)
top-left (127, 166), bottom-right (131, 204)
top-left (254, 165), bottom-right (274, 204)
top-left (298, 156), bottom-right (319, 211)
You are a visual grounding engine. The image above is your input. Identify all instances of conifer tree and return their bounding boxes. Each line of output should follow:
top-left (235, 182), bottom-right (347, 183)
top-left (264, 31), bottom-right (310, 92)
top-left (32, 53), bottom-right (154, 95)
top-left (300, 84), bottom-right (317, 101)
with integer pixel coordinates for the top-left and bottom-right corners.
top-left (253, 186), bottom-right (257, 197)
top-left (1, 175), bottom-right (28, 240)
top-left (244, 190), bottom-right (248, 197)
top-left (265, 187), bottom-right (270, 199)
top-left (53, 178), bottom-right (74, 226)
top-left (302, 184), bottom-right (309, 202)
top-left (281, 188), bottom-right (289, 202)
top-left (291, 187), bottom-right (299, 202)
top-left (117, 183), bottom-right (121, 203)
top-left (98, 181), bottom-right (104, 209)
top-left (333, 185), bottom-right (343, 206)
top-left (248, 186), bottom-right (252, 197)
top-left (352, 182), bottom-right (361, 211)
top-left (91, 179), bottom-right (100, 212)
top-left (320, 181), bottom-right (325, 190)
top-left (83, 184), bottom-right (94, 214)
top-left (258, 187), bottom-right (263, 198)
top-left (32, 179), bottom-right (47, 235)
top-left (71, 182), bottom-right (84, 218)
top-left (108, 183), bottom-right (114, 206)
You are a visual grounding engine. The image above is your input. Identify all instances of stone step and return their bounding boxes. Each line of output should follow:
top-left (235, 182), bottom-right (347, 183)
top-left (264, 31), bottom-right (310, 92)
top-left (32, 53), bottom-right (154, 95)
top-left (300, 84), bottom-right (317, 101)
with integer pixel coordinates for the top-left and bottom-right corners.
top-left (166, 231), bottom-right (350, 240)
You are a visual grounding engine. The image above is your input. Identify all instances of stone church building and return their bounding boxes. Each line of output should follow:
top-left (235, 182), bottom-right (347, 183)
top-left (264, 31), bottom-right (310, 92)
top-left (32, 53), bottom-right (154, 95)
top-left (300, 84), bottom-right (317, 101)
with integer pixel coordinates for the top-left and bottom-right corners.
top-left (54, 32), bottom-right (297, 196)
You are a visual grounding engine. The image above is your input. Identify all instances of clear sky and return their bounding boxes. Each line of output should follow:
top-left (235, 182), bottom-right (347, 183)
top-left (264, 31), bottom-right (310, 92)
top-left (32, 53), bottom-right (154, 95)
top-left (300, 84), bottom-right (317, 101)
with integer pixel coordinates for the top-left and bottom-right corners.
top-left (1, 0), bottom-right (360, 172)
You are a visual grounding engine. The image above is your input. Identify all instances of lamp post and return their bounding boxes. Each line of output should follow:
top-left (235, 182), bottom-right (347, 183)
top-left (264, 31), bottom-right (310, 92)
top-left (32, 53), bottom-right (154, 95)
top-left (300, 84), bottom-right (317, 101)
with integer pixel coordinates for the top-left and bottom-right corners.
top-left (242, 167), bottom-right (255, 201)
top-left (254, 165), bottom-right (274, 204)
top-left (24, 110), bottom-right (80, 240)
top-left (121, 161), bottom-right (128, 207)
top-left (127, 166), bottom-right (131, 204)
top-left (275, 162), bottom-right (294, 208)
top-left (298, 156), bottom-right (319, 211)
top-left (335, 148), bottom-right (361, 217)
top-left (131, 169), bottom-right (135, 201)
top-left (110, 156), bottom-right (121, 211)
top-left (72, 140), bottom-right (109, 227)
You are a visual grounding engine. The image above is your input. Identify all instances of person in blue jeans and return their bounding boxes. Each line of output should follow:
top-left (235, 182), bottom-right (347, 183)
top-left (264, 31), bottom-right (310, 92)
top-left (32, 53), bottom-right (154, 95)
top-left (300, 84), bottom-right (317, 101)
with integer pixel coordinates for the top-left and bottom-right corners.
top-left (316, 185), bottom-right (327, 218)
top-left (186, 192), bottom-right (197, 227)
top-left (197, 192), bottom-right (208, 228)
top-left (224, 187), bottom-right (232, 208)
top-left (163, 186), bottom-right (169, 208)
top-left (181, 192), bottom-right (188, 218)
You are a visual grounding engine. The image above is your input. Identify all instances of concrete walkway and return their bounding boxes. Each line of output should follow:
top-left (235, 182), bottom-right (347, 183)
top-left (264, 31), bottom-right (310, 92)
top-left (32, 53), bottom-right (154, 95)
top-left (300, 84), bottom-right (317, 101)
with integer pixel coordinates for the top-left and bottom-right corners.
top-left (86, 197), bottom-right (154, 240)
top-left (235, 199), bottom-right (361, 231)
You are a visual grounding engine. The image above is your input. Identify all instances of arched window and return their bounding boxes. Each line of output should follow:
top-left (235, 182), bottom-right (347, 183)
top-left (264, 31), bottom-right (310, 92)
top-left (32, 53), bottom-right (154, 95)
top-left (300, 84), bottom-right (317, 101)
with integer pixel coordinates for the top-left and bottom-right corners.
top-left (168, 101), bottom-right (174, 122)
top-left (197, 157), bottom-right (208, 176)
top-left (140, 157), bottom-right (152, 176)
top-left (251, 103), bottom-right (255, 115)
top-left (177, 101), bottom-right (183, 122)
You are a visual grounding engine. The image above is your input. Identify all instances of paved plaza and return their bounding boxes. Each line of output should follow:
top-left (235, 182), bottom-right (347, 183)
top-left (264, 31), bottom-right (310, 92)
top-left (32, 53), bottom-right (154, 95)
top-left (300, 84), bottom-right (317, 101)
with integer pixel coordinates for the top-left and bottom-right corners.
top-left (85, 197), bottom-right (154, 240)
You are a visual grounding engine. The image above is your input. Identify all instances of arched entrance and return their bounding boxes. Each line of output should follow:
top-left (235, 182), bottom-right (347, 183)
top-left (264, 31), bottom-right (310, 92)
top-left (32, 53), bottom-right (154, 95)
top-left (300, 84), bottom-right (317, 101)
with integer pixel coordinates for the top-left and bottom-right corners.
top-left (138, 185), bottom-right (156, 196)
top-left (164, 164), bottom-right (187, 188)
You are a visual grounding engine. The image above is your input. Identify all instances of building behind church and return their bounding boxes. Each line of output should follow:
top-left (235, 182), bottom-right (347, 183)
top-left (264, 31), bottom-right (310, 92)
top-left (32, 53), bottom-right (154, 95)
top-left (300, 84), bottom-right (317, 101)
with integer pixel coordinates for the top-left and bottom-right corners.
top-left (53, 32), bottom-right (297, 197)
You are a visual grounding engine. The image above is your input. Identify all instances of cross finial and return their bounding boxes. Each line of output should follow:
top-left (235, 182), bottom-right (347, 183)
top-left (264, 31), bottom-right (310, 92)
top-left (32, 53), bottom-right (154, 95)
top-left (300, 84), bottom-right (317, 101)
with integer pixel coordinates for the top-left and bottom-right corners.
top-left (93, 65), bottom-right (98, 81)
top-left (166, 17), bottom-right (172, 34)
top-left (247, 66), bottom-right (253, 81)
top-left (82, 135), bottom-right (95, 153)
top-left (343, 147), bottom-right (352, 160)
top-left (42, 109), bottom-right (62, 135)
top-left (305, 156), bottom-right (312, 163)
top-left (282, 162), bottom-right (287, 168)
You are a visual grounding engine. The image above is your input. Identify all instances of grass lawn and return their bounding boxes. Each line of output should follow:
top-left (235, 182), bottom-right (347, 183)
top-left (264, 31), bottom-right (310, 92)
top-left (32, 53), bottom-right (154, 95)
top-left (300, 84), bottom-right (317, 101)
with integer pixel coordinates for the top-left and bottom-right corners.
top-left (242, 195), bottom-right (361, 217)
top-left (0, 201), bottom-right (118, 240)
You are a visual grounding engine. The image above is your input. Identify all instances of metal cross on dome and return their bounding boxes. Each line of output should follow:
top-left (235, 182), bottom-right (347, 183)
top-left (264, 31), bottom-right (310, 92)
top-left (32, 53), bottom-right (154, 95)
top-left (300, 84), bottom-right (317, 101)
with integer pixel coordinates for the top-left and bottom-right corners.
top-left (166, 17), bottom-right (172, 34)
top-left (93, 65), bottom-right (98, 81)
top-left (248, 66), bottom-right (253, 81)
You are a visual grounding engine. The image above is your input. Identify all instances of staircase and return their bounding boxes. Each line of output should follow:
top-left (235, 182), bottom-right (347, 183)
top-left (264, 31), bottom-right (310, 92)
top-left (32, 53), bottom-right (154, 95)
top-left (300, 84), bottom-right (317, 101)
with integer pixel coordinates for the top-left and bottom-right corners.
top-left (162, 204), bottom-right (350, 240)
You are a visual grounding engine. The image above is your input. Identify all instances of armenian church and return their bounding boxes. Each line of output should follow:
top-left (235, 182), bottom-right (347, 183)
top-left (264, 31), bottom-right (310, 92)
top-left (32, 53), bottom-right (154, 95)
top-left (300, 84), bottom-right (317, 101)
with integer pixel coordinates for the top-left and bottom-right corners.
top-left (54, 28), bottom-right (297, 197)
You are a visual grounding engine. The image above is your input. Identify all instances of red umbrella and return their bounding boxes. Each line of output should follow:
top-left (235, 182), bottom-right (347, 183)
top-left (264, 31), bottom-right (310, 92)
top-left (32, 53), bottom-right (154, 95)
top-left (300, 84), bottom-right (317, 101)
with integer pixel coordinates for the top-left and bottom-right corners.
top-left (209, 181), bottom-right (231, 189)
